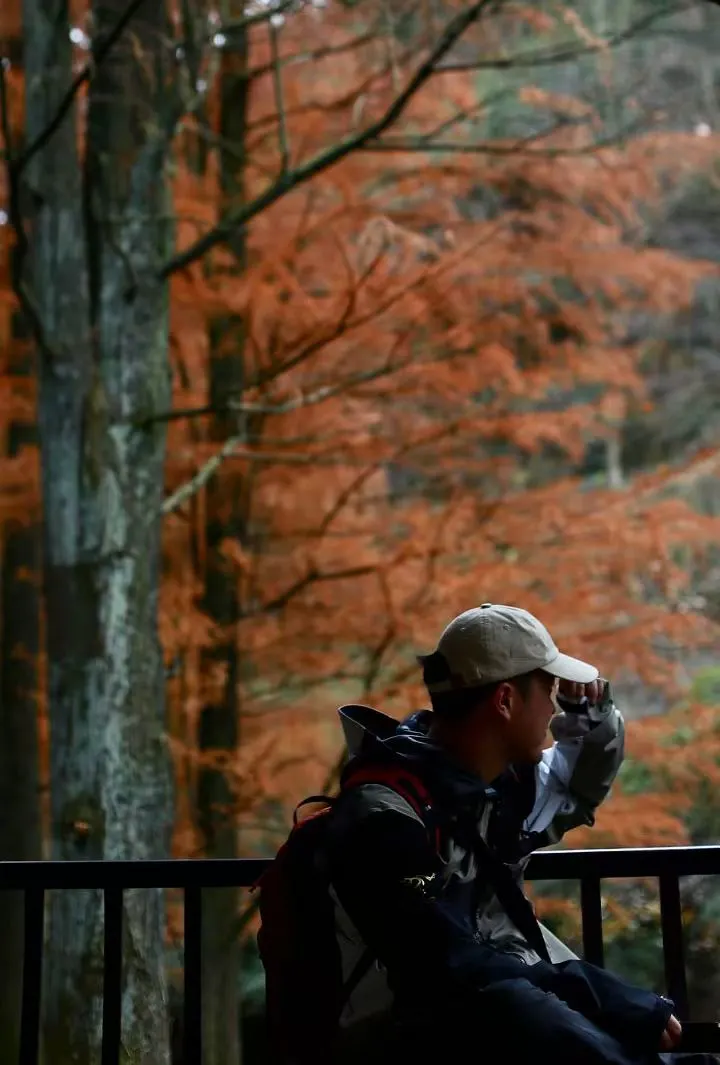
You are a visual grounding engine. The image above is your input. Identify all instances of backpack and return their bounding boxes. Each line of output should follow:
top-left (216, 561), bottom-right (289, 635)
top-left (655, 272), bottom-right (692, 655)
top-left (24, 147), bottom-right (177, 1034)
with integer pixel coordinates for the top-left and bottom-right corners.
top-left (254, 760), bottom-right (440, 1065)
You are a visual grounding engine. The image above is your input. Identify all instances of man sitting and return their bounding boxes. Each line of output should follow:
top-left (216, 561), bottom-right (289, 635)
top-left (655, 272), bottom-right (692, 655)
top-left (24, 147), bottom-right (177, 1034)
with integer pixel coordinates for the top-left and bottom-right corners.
top-left (324, 604), bottom-right (712, 1064)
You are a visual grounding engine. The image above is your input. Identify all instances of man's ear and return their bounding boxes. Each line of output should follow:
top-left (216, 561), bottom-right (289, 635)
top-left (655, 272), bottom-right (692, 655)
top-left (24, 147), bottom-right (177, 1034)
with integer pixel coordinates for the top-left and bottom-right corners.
top-left (493, 681), bottom-right (514, 722)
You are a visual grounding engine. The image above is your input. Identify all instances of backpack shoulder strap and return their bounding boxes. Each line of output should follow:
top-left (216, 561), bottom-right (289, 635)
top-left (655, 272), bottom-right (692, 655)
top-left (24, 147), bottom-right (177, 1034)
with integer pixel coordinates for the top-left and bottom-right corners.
top-left (340, 762), bottom-right (442, 850)
top-left (292, 795), bottom-right (334, 825)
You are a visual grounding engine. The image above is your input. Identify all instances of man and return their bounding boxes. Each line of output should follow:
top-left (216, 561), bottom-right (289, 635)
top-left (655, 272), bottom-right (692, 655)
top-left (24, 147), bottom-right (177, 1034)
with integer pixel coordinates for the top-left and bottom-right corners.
top-left (325, 604), bottom-right (711, 1064)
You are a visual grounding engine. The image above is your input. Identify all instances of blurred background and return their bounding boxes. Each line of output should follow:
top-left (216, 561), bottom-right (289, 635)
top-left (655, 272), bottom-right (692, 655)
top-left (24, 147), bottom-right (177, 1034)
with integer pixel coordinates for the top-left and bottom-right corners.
top-left (2, 0), bottom-right (720, 1062)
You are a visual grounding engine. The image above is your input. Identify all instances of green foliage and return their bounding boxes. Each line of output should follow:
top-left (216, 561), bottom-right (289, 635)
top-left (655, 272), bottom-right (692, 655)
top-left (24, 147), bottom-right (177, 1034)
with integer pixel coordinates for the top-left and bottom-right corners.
top-left (617, 757), bottom-right (657, 795)
top-left (685, 777), bottom-right (720, 845)
top-left (690, 667), bottom-right (720, 707)
top-left (661, 725), bottom-right (696, 747)
top-left (603, 907), bottom-right (665, 994)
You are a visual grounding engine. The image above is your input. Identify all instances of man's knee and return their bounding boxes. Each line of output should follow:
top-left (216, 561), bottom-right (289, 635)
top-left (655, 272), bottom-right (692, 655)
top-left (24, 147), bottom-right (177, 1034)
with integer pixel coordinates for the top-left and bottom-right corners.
top-left (480, 976), bottom-right (567, 1018)
top-left (477, 977), bottom-right (638, 1065)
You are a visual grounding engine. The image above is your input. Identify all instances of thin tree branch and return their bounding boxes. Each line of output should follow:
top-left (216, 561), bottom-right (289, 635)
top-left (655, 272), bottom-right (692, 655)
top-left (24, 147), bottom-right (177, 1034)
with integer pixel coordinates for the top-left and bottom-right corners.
top-left (439, 1), bottom-right (696, 75)
top-left (238, 31), bottom-right (379, 87)
top-left (161, 431), bottom-right (245, 514)
top-left (255, 563), bottom-right (378, 616)
top-left (151, 334), bottom-right (469, 429)
top-left (151, 216), bottom-right (505, 428)
top-left (269, 18), bottom-right (290, 173)
top-left (154, 0), bottom-right (497, 283)
top-left (162, 401), bottom-right (476, 523)
top-left (313, 418), bottom-right (473, 545)
top-left (364, 126), bottom-right (643, 159)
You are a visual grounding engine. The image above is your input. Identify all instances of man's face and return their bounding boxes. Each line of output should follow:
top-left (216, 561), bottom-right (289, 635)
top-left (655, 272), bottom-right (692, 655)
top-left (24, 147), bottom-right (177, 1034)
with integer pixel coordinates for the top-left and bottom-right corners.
top-left (504, 671), bottom-right (557, 765)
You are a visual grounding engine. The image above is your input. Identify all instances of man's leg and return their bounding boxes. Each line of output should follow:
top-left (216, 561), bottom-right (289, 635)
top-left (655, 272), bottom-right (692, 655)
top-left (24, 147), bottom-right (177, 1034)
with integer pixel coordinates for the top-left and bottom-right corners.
top-left (391, 977), bottom-right (661, 1065)
top-left (662, 1057), bottom-right (719, 1064)
top-left (475, 985), bottom-right (719, 1065)
top-left (478, 977), bottom-right (648, 1065)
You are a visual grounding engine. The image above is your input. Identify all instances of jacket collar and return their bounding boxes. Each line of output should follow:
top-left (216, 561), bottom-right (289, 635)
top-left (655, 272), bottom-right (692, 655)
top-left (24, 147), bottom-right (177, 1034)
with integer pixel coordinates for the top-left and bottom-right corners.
top-left (338, 703), bottom-right (493, 808)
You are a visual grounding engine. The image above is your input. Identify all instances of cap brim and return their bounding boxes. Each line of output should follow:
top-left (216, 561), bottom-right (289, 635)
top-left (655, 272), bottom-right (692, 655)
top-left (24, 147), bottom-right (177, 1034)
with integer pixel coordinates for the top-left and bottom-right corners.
top-left (544, 651), bottom-right (598, 684)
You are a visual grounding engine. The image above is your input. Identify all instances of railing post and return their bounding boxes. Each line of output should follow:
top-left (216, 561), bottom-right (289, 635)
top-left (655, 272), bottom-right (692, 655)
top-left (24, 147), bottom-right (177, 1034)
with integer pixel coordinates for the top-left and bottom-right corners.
top-left (101, 886), bottom-right (124, 1065)
top-left (580, 876), bottom-right (604, 967)
top-left (19, 885), bottom-right (44, 1065)
top-left (658, 873), bottom-right (689, 1021)
top-left (184, 884), bottom-right (203, 1065)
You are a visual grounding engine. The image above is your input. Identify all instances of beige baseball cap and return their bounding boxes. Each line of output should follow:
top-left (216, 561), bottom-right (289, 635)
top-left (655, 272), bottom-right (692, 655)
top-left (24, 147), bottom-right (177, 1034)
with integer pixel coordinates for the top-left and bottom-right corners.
top-left (419, 604), bottom-right (598, 693)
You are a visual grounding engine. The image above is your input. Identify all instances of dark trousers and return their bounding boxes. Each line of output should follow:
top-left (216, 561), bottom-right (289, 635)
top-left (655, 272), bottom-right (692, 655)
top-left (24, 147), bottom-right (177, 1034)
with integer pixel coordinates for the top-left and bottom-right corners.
top-left (355, 978), bottom-right (720, 1065)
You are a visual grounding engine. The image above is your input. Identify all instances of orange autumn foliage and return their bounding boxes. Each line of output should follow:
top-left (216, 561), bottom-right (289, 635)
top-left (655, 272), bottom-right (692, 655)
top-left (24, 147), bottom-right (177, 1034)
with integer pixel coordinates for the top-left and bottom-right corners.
top-left (569, 701), bottom-right (720, 854)
top-left (2, 0), bottom-right (720, 860)
top-left (164, 4), bottom-right (720, 845)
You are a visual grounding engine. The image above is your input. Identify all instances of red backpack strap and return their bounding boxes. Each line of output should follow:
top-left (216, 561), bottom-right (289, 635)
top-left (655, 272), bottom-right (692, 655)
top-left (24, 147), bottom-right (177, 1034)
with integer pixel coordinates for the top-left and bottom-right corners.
top-left (292, 795), bottom-right (334, 825)
top-left (341, 764), bottom-right (442, 850)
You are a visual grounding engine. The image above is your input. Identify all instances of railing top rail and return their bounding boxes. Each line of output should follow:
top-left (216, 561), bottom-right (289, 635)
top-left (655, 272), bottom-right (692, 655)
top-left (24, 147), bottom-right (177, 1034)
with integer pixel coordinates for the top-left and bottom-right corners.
top-left (527, 844), bottom-right (720, 880)
top-left (0, 845), bottom-right (718, 889)
top-left (0, 858), bottom-right (271, 889)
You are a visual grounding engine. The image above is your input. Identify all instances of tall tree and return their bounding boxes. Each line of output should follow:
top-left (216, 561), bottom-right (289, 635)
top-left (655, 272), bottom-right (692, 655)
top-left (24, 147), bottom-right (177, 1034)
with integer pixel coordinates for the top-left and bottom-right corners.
top-left (19, 0), bottom-right (173, 1060)
top-left (0, 11), bottom-right (42, 1063)
top-left (196, 15), bottom-right (251, 1065)
top-left (0, 312), bottom-right (42, 1065)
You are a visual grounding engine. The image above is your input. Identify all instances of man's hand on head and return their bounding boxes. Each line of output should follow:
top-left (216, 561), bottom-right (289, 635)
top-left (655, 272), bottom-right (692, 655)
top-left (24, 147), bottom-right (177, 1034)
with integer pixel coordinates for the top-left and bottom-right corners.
top-left (558, 678), bottom-right (607, 705)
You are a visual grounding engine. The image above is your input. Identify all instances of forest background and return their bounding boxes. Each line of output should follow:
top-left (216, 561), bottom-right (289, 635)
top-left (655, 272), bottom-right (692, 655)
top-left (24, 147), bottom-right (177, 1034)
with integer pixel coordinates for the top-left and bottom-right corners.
top-left (2, 0), bottom-right (720, 1063)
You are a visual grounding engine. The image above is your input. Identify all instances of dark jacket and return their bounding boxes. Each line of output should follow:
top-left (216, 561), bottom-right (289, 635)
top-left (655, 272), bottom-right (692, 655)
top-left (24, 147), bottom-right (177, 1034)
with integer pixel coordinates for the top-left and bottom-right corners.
top-left (324, 694), bottom-right (671, 1052)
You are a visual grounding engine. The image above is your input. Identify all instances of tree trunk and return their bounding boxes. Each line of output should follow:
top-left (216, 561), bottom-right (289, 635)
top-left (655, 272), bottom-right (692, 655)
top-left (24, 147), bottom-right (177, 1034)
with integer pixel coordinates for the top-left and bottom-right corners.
top-left (606, 435), bottom-right (625, 490)
top-left (0, 287), bottom-right (42, 1065)
top-left (0, 25), bottom-right (42, 1059)
top-left (196, 26), bottom-right (250, 1065)
top-left (23, 1), bottom-right (173, 1062)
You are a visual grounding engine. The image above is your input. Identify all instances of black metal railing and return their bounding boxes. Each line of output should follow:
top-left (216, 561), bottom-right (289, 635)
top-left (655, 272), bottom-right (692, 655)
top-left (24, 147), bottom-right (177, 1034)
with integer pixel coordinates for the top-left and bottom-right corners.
top-left (2, 845), bottom-right (720, 1063)
top-left (527, 844), bottom-right (720, 1053)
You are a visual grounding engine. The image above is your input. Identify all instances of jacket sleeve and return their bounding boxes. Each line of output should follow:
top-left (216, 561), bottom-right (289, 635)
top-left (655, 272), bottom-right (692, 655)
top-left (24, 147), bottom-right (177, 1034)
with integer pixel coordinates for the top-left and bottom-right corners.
top-left (524, 682), bottom-right (625, 846)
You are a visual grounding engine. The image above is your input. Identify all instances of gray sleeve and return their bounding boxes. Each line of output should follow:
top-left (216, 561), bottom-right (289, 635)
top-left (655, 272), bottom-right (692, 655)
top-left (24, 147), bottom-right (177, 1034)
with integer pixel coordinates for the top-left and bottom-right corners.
top-left (524, 682), bottom-right (625, 846)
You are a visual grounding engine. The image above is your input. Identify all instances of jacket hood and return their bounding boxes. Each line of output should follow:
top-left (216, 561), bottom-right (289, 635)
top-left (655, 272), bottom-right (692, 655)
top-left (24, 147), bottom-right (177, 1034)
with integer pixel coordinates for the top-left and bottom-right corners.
top-left (337, 703), bottom-right (490, 803)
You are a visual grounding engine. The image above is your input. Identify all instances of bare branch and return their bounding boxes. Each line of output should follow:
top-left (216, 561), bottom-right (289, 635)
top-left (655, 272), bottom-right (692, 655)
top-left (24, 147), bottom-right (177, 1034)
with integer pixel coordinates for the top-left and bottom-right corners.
top-left (149, 337), bottom-right (466, 429)
top-left (162, 401), bottom-right (475, 526)
top-left (439, 0), bottom-right (697, 75)
top-left (314, 418), bottom-right (473, 545)
top-left (154, 0), bottom-right (497, 283)
top-left (150, 217), bottom-right (505, 429)
top-left (269, 18), bottom-right (290, 173)
top-left (245, 31), bottom-right (379, 86)
top-left (255, 563), bottom-right (377, 616)
top-left (161, 431), bottom-right (245, 515)
top-left (365, 121), bottom-right (645, 159)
